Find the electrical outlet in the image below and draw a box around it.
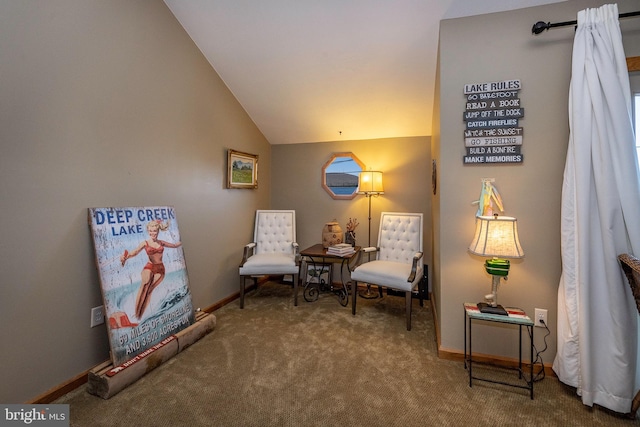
[534,308,548,328]
[91,305,105,328]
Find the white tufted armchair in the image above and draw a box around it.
[239,210,300,308]
[351,212,423,330]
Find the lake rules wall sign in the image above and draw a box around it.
[463,79,524,165]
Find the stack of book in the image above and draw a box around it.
[327,243,355,256]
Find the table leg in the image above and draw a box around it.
[303,258,320,303]
[337,259,349,306]
[464,310,467,369]
[352,280,357,315]
[518,325,523,379]
[530,325,534,399]
[469,316,473,388]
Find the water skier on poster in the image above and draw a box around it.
[120,220,182,319]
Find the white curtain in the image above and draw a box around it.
[553,3,640,414]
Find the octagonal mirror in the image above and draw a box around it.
[321,152,365,200]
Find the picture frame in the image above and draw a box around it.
[432,159,437,195]
[306,263,332,285]
[227,149,258,189]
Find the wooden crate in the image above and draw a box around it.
[87,311,216,399]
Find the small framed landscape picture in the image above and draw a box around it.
[227,149,258,189]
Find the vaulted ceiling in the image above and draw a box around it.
[164,1,567,144]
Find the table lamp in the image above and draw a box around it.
[468,214,524,315]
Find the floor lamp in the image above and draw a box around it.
[357,170,384,299]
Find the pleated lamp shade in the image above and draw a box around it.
[468,215,524,258]
[357,171,384,195]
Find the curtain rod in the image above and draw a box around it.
[532,10,640,34]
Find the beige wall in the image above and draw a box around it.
[272,137,431,280]
[434,0,640,361]
[0,1,270,402]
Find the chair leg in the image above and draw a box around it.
[406,291,412,331]
[293,273,299,306]
[239,276,245,309]
[629,389,640,419]
[352,281,358,315]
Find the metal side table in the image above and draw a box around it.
[463,302,535,399]
[300,244,360,307]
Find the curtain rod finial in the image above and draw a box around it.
[532,21,549,35]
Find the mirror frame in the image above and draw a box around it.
[321,152,365,200]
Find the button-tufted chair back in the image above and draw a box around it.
[350,211,424,330]
[254,210,296,255]
[239,210,299,308]
[377,212,423,264]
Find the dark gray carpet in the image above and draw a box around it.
[56,281,637,426]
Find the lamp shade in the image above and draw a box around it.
[468,215,524,258]
[357,171,384,194]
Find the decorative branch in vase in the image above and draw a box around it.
[345,218,359,246]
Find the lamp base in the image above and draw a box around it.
[359,285,380,299]
[477,302,508,316]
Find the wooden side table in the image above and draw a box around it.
[463,302,535,399]
[300,244,360,306]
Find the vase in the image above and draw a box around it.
[322,221,343,248]
[345,231,356,247]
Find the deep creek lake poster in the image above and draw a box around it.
[89,206,195,367]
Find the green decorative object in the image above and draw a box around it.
[484,259,510,276]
